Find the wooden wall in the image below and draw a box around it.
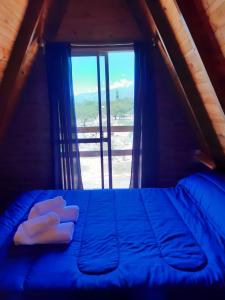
[56,0,144,43]
[0,51,54,211]
[0,0,28,82]
[0,0,204,206]
[155,47,200,187]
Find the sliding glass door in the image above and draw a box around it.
[71,48,134,189]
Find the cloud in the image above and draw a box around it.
[74,85,98,96]
[110,78,133,90]
[73,78,133,95]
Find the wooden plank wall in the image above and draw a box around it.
[0,0,204,205]
[56,0,144,43]
[0,51,54,211]
[0,0,28,82]
[159,0,225,157]
[155,46,200,187]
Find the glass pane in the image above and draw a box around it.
[108,51,134,127]
[71,56,100,138]
[79,143,102,189]
[100,55,108,138]
[111,129,133,151]
[108,51,134,188]
[103,142,109,188]
[112,155,132,188]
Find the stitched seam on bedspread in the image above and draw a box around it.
[138,190,163,258]
[165,189,208,271]
[139,189,207,272]
[77,190,119,275]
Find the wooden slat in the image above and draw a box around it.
[144,0,225,167]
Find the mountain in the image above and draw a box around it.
[74,86,134,103]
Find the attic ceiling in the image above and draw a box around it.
[158,0,225,165]
[0,0,225,168]
[0,0,28,82]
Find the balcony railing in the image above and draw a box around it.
[77,125,133,157]
[77,125,133,133]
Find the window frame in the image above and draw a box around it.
[71,45,134,189]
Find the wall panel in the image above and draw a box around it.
[0,51,54,211]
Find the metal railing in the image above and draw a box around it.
[77,125,133,158]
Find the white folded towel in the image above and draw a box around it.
[53,205,79,223]
[29,203,79,223]
[14,222,74,245]
[20,212,60,238]
[28,196,66,219]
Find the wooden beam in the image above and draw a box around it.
[43,0,70,41]
[128,0,210,157]
[175,0,225,112]
[0,0,69,141]
[0,0,46,140]
[144,0,225,168]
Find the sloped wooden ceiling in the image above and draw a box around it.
[0,0,69,140]
[163,0,225,166]
[160,0,225,149]
[56,0,144,43]
[0,0,28,81]
[130,0,225,167]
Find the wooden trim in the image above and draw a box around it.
[194,150,216,170]
[71,44,134,56]
[144,0,225,168]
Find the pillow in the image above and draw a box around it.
[177,172,225,238]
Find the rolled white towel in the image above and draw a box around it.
[14,222,74,245]
[54,205,79,223]
[20,212,60,238]
[28,196,66,219]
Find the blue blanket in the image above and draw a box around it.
[0,172,225,296]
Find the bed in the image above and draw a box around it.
[1,172,225,299]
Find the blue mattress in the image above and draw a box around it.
[1,172,225,298]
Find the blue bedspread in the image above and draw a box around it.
[1,172,225,296]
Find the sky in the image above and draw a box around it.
[71,51,134,96]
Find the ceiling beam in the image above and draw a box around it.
[0,0,47,140]
[175,0,225,112]
[128,0,211,160]
[0,0,70,141]
[143,0,225,168]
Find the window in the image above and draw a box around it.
[71,46,134,189]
